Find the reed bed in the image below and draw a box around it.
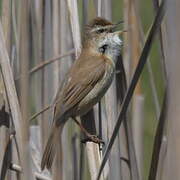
[0,0,177,180]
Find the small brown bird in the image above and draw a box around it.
[41,17,124,170]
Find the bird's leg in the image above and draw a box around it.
[72,117,104,144]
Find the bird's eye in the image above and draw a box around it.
[97,29,105,34]
[99,44,108,54]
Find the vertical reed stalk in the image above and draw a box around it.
[18,0,33,179]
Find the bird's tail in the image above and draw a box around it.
[41,124,64,170]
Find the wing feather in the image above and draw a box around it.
[55,56,106,117]
[63,61,105,110]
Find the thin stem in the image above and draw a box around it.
[29,104,52,122]
[15,49,75,81]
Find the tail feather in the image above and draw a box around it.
[41,125,63,170]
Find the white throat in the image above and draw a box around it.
[99,33,122,61]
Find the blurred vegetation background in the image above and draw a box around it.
[112,1,164,176]
[0,0,168,180]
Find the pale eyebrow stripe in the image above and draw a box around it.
[90,25,115,33]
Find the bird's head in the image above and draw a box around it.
[82,17,124,60]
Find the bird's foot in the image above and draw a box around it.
[81,135,104,144]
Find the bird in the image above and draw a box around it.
[41,17,124,170]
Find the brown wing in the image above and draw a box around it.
[54,55,106,119]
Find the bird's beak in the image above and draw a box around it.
[113,30,127,36]
[106,21,124,30]
[114,20,124,26]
